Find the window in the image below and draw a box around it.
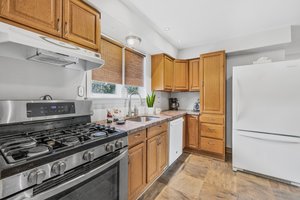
[92,81,116,94]
[87,36,146,98]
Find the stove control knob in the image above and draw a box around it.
[83,151,95,162]
[105,143,115,152]
[28,169,46,185]
[51,161,67,176]
[115,140,124,149]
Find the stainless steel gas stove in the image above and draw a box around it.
[0,100,128,200]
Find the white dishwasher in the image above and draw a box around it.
[169,117,184,166]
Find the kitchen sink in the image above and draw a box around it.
[127,116,159,122]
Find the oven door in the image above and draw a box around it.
[12,148,128,200]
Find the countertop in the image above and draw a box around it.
[96,110,197,135]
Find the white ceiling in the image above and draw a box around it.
[121,0,300,49]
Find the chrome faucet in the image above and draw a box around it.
[128,92,143,117]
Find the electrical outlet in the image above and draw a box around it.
[78,86,84,97]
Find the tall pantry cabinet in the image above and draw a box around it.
[199,51,226,160]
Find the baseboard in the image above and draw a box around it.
[226,147,232,159]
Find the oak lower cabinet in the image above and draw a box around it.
[128,130,147,200]
[128,142,146,200]
[128,122,168,200]
[186,114,200,149]
[147,131,168,183]
[173,60,189,91]
[152,54,174,91]
[0,0,63,36]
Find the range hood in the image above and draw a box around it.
[0,22,105,71]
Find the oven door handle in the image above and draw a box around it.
[27,148,128,200]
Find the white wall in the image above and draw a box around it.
[86,0,178,57]
[178,26,292,59]
[0,57,86,100]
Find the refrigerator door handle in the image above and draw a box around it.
[239,131,300,144]
[235,78,241,121]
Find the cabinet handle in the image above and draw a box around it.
[64,22,68,34]
[207,128,215,132]
[57,18,60,32]
[134,134,141,138]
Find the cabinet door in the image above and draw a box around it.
[158,132,168,172]
[63,0,100,50]
[187,115,199,149]
[189,59,200,91]
[0,0,62,36]
[128,142,146,200]
[164,55,174,91]
[200,51,226,114]
[174,60,189,91]
[147,135,159,183]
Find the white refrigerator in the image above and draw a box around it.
[232,59,300,186]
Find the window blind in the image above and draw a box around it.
[92,36,123,84]
[125,48,145,87]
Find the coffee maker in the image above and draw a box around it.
[169,98,180,110]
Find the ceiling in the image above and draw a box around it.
[121,0,300,49]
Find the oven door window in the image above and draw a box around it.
[47,163,119,200]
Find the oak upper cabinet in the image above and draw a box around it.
[200,51,226,114]
[0,0,63,36]
[189,58,200,91]
[186,115,199,149]
[128,142,146,200]
[63,0,100,50]
[174,60,189,91]
[152,54,174,91]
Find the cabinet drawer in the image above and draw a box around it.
[200,137,224,154]
[200,114,224,125]
[128,129,146,147]
[147,122,168,139]
[201,124,224,139]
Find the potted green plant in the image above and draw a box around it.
[146,91,156,115]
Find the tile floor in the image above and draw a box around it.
[139,153,300,200]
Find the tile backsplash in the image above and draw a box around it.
[170,92,200,111]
